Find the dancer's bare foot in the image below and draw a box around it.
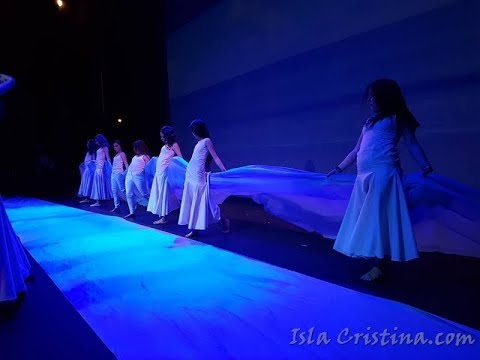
[185,231,199,239]
[79,199,89,203]
[360,267,383,281]
[110,207,119,212]
[153,217,167,225]
[124,213,135,219]
[90,201,101,207]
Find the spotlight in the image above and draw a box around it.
[117,118,123,123]
[56,0,63,8]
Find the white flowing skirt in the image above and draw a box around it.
[333,167,419,261]
[147,169,179,217]
[178,174,221,230]
[90,162,113,200]
[0,197,31,302]
[78,161,96,197]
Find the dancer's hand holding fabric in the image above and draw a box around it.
[205,138,226,172]
[327,131,364,177]
[327,166,342,177]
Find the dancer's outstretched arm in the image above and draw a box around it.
[172,143,183,158]
[327,131,363,176]
[205,138,226,171]
[0,74,15,96]
[401,127,433,175]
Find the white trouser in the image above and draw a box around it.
[126,171,148,214]
[111,172,126,208]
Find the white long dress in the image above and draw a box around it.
[333,116,419,261]
[147,145,179,216]
[178,138,221,230]
[90,147,113,200]
[78,152,96,197]
[0,196,31,302]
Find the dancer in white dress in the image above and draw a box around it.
[110,140,129,212]
[90,134,113,206]
[328,79,433,281]
[124,140,150,218]
[178,119,230,238]
[0,75,32,305]
[147,126,183,224]
[78,139,97,203]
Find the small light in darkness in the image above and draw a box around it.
[56,0,64,8]
[117,118,123,123]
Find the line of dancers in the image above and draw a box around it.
[78,79,435,281]
[78,120,231,238]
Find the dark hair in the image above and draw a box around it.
[87,139,97,156]
[190,119,211,139]
[95,134,109,148]
[133,140,148,155]
[160,126,177,147]
[365,79,419,132]
[113,139,123,151]
[190,119,212,171]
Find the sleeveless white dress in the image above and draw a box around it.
[147,145,179,216]
[78,152,96,197]
[178,138,221,230]
[0,196,31,302]
[333,116,419,261]
[90,147,113,200]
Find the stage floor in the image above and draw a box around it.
[5,197,480,359]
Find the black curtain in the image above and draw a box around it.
[0,0,170,197]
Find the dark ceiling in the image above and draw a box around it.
[165,0,220,32]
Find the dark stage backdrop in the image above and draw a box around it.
[0,0,170,196]
[167,0,480,188]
